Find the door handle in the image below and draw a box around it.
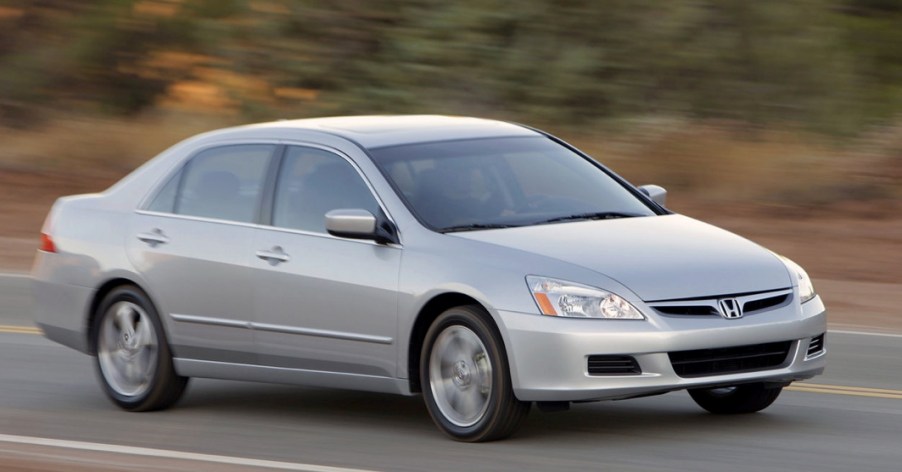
[137,229,169,246]
[256,246,290,264]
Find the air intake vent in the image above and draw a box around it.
[743,295,789,314]
[669,341,792,378]
[806,333,825,357]
[587,355,641,375]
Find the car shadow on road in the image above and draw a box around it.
[176,379,436,432]
[514,396,802,441]
[174,379,805,442]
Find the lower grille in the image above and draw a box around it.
[807,333,825,357]
[588,355,641,375]
[669,341,792,378]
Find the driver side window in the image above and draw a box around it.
[272,146,381,233]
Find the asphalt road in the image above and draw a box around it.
[1,274,901,471]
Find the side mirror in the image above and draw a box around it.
[325,209,399,245]
[638,184,667,207]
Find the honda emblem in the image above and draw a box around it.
[718,298,743,319]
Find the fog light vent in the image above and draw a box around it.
[806,333,825,358]
[587,355,641,375]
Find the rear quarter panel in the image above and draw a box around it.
[32,195,146,353]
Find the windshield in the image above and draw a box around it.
[368,136,657,232]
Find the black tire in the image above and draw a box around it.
[688,383,782,414]
[420,305,530,442]
[92,285,188,411]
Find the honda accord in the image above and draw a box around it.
[32,115,826,441]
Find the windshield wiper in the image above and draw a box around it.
[536,211,643,225]
[439,223,522,233]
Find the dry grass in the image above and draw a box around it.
[0,112,237,245]
[2,113,898,207]
[1,112,899,214]
[569,119,901,213]
[0,112,236,177]
[0,111,898,217]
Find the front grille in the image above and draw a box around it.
[649,289,793,318]
[806,333,825,357]
[653,305,718,316]
[669,341,792,378]
[743,295,789,314]
[587,355,641,375]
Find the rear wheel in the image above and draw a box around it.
[688,383,782,414]
[93,286,188,411]
[420,305,530,442]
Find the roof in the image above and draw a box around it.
[246,115,540,149]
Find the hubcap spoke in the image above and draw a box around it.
[134,318,151,348]
[458,386,482,417]
[115,306,135,335]
[448,386,462,410]
[457,333,482,361]
[125,360,139,382]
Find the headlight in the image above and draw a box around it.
[526,276,645,319]
[777,255,816,303]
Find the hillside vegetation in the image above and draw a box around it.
[0,0,899,206]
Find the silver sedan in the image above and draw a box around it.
[32,116,826,441]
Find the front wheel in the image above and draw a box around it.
[92,286,188,411]
[688,383,782,414]
[420,305,530,442]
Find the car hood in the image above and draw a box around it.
[451,214,792,301]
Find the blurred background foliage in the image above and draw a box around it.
[0,0,900,208]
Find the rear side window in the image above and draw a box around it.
[146,171,180,213]
[148,144,274,223]
[272,146,380,233]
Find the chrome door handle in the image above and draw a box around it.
[256,246,290,264]
[137,229,169,246]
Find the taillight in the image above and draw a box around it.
[39,203,59,253]
[39,232,56,253]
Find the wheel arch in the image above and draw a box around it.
[407,292,507,393]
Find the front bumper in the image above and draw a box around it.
[499,295,827,402]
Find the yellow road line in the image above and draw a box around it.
[792,383,902,395]
[786,383,902,400]
[0,325,42,335]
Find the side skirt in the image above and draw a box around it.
[173,358,414,396]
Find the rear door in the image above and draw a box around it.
[127,143,277,363]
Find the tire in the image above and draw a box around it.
[420,305,530,442]
[92,286,188,411]
[688,383,782,414]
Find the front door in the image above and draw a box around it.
[251,145,400,377]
